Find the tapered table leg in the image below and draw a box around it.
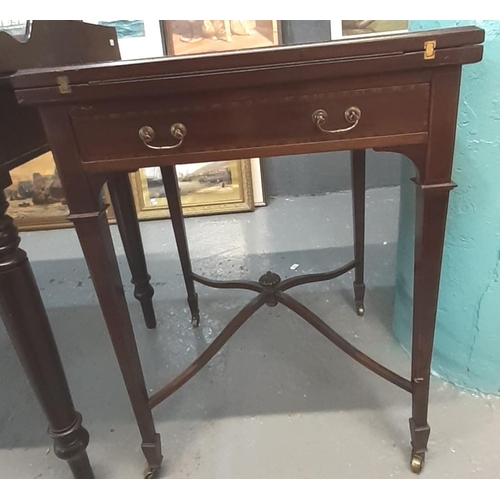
[0,190,93,479]
[160,165,199,326]
[409,181,454,473]
[70,205,162,477]
[108,173,156,329]
[40,106,162,477]
[406,66,461,474]
[351,149,366,316]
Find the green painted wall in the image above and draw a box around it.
[393,20,500,394]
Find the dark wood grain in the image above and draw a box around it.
[408,66,462,465]
[0,188,93,478]
[12,25,484,92]
[0,20,119,74]
[12,25,484,476]
[71,83,430,166]
[40,103,162,477]
[351,150,366,316]
[0,20,121,480]
[108,174,156,329]
[1,20,119,174]
[160,165,199,326]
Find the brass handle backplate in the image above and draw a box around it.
[138,123,187,150]
[312,106,361,135]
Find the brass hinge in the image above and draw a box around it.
[56,76,72,94]
[424,40,436,60]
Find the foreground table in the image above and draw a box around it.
[1,20,156,478]
[12,25,484,476]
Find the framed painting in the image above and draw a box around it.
[1,19,69,230]
[0,20,65,231]
[4,19,159,231]
[5,20,271,229]
[162,20,281,55]
[92,19,164,59]
[5,152,70,231]
[129,20,281,220]
[5,151,115,231]
[131,159,254,220]
[330,20,408,39]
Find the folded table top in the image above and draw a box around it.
[12,26,484,106]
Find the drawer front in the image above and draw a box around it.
[71,83,429,164]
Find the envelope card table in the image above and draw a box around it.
[12,25,484,476]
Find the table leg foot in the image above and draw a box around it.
[188,292,200,326]
[409,417,430,474]
[144,468,160,479]
[409,177,454,476]
[353,282,366,316]
[134,282,156,329]
[410,452,425,474]
[141,433,163,477]
[72,207,162,477]
[68,452,94,479]
[52,415,94,478]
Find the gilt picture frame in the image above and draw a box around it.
[330,20,408,40]
[5,20,273,229]
[130,20,281,220]
[162,20,281,56]
[5,152,71,231]
[5,151,115,231]
[4,19,153,231]
[131,159,254,220]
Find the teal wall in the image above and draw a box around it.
[393,20,500,394]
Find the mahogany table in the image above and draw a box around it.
[12,25,484,477]
[0,20,156,478]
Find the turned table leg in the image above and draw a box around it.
[108,173,156,329]
[351,149,366,316]
[0,189,93,479]
[160,165,200,326]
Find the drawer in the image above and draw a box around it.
[70,83,430,164]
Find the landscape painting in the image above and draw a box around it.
[163,20,280,56]
[341,20,408,37]
[133,160,254,219]
[5,152,70,230]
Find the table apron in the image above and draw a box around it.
[77,132,428,174]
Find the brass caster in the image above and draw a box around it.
[144,467,160,479]
[411,453,425,474]
[356,305,365,317]
[191,314,200,327]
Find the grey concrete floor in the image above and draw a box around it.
[1,187,500,479]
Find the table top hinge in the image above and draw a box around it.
[56,76,72,94]
[424,40,436,60]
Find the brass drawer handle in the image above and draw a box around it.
[138,123,187,150]
[312,106,361,134]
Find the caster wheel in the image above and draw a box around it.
[356,305,365,317]
[191,314,200,327]
[411,453,425,474]
[144,467,160,479]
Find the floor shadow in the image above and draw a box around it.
[0,242,406,465]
